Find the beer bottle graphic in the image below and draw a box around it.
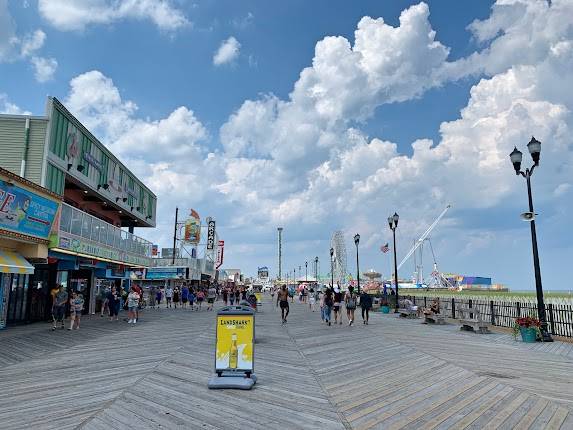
[229,333,238,369]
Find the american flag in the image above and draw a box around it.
[380,243,390,253]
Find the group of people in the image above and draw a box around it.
[274,283,374,326]
[51,285,86,331]
[147,283,218,311]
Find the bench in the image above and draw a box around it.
[424,312,446,325]
[458,306,490,333]
[398,308,418,318]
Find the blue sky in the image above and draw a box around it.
[1,0,572,291]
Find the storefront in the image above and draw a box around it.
[0,168,61,328]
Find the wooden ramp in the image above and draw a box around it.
[0,297,571,429]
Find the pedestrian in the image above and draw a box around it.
[320,290,325,322]
[181,284,189,309]
[222,288,228,305]
[165,285,173,308]
[99,285,109,317]
[333,286,343,325]
[235,289,240,304]
[241,287,247,301]
[132,283,143,322]
[173,286,180,309]
[207,284,216,311]
[229,288,235,305]
[276,285,289,324]
[51,285,68,331]
[308,288,316,312]
[189,288,196,310]
[127,286,140,324]
[197,289,205,310]
[156,288,163,308]
[323,288,333,326]
[345,286,357,326]
[360,289,373,324]
[108,286,120,321]
[148,287,156,309]
[68,291,84,330]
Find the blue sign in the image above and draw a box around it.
[0,180,59,240]
[145,267,186,280]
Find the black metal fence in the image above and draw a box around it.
[409,296,573,338]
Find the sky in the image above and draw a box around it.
[1,0,572,290]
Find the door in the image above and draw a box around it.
[69,269,92,315]
[6,274,30,324]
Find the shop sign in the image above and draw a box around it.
[152,244,158,256]
[0,179,60,240]
[183,209,201,244]
[216,240,224,269]
[215,314,254,372]
[145,267,185,280]
[207,219,216,250]
[83,152,102,172]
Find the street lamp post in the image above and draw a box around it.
[315,256,319,281]
[388,213,399,313]
[509,136,553,342]
[330,248,334,290]
[354,234,360,294]
[305,261,308,282]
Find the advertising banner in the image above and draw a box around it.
[0,179,60,240]
[216,314,254,372]
[183,209,201,244]
[152,244,158,256]
[257,266,269,279]
[216,240,224,269]
[145,267,186,280]
[207,219,216,250]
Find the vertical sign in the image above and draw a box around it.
[215,314,254,372]
[207,219,216,250]
[216,240,224,269]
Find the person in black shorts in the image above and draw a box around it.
[276,285,290,324]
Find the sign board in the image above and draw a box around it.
[207,219,216,250]
[183,209,201,244]
[216,240,224,269]
[152,244,158,256]
[161,248,180,259]
[145,267,186,280]
[216,314,254,373]
[0,179,60,241]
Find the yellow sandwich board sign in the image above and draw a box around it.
[216,313,254,373]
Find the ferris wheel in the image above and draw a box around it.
[330,231,347,287]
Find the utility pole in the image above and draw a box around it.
[172,207,178,265]
[277,227,283,281]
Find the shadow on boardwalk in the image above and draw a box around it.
[0,297,572,429]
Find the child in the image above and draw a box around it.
[69,292,84,330]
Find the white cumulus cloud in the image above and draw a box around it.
[0,94,31,115]
[213,36,241,66]
[38,0,189,32]
[30,56,58,82]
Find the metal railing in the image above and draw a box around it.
[59,203,153,258]
[410,296,573,338]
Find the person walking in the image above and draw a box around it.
[99,285,109,317]
[196,289,205,310]
[165,285,173,308]
[156,288,163,309]
[108,286,120,321]
[308,288,316,312]
[181,284,189,309]
[276,285,290,324]
[189,288,196,310]
[360,289,373,324]
[229,288,235,305]
[323,288,333,326]
[345,286,357,326]
[68,292,84,330]
[148,287,157,309]
[235,289,240,305]
[207,284,216,311]
[51,285,68,331]
[222,288,228,305]
[127,286,140,324]
[333,286,343,325]
[173,286,180,309]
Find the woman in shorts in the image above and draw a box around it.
[344,286,357,326]
[196,289,205,310]
[68,292,84,330]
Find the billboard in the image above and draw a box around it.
[206,219,216,250]
[216,240,224,269]
[183,209,201,244]
[152,245,158,256]
[0,179,60,241]
[257,266,269,279]
[216,314,254,372]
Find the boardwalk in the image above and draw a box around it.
[0,297,572,429]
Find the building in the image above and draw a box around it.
[0,97,157,325]
[0,167,61,328]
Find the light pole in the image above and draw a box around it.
[388,213,399,313]
[305,261,308,282]
[354,234,360,294]
[330,247,334,290]
[509,137,553,342]
[315,256,319,281]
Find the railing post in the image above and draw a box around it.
[424,296,427,307]
[490,300,495,325]
[516,302,521,318]
[451,298,456,319]
[548,304,555,335]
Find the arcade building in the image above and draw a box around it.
[0,97,156,326]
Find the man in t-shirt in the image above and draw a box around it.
[165,285,174,308]
[52,285,68,331]
[276,285,290,324]
[207,284,216,311]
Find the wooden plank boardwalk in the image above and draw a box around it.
[0,296,572,429]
